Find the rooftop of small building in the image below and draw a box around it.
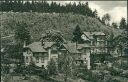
[63,42,81,54]
[25,42,47,53]
[83,32,106,36]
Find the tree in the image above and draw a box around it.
[47,58,58,75]
[72,25,83,43]
[92,9,98,18]
[122,22,128,56]
[119,17,127,29]
[111,22,118,29]
[41,29,65,43]
[0,1,95,18]
[114,22,128,56]
[102,13,111,25]
[14,21,31,45]
[62,53,74,82]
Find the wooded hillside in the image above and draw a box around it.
[1,12,122,42]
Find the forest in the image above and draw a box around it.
[0,0,98,17]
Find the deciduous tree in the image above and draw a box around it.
[102,13,111,25]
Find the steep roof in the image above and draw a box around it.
[63,43,81,54]
[25,42,57,52]
[43,42,56,49]
[83,32,105,40]
[26,42,47,53]
[77,44,90,49]
[83,32,105,36]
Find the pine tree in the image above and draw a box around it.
[92,9,98,18]
[14,21,31,45]
[72,25,83,43]
[122,22,128,55]
[119,17,127,29]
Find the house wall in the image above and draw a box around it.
[33,54,49,68]
[82,34,108,54]
[81,34,89,41]
[33,46,58,68]
[50,45,59,61]
[23,49,33,66]
[77,48,91,69]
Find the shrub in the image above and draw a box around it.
[47,58,58,75]
[108,67,123,76]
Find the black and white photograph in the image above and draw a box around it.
[0,0,128,82]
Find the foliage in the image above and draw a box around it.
[114,18,128,56]
[0,1,96,18]
[107,67,123,76]
[102,13,111,25]
[119,17,127,29]
[92,9,98,18]
[1,12,121,42]
[113,58,128,70]
[14,21,31,45]
[111,22,118,29]
[41,29,65,43]
[72,25,83,43]
[61,53,74,82]
[47,58,58,75]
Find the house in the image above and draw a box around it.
[59,42,91,69]
[81,32,108,55]
[23,41,59,68]
[77,44,91,69]
[81,32,111,69]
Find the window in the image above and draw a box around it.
[42,65,44,68]
[41,58,44,63]
[51,50,57,54]
[26,57,29,63]
[36,57,39,63]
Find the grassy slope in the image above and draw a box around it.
[1,12,122,41]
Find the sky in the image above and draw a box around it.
[48,1,127,24]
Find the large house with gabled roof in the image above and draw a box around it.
[55,42,91,69]
[23,41,91,69]
[23,41,58,68]
[81,32,108,55]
